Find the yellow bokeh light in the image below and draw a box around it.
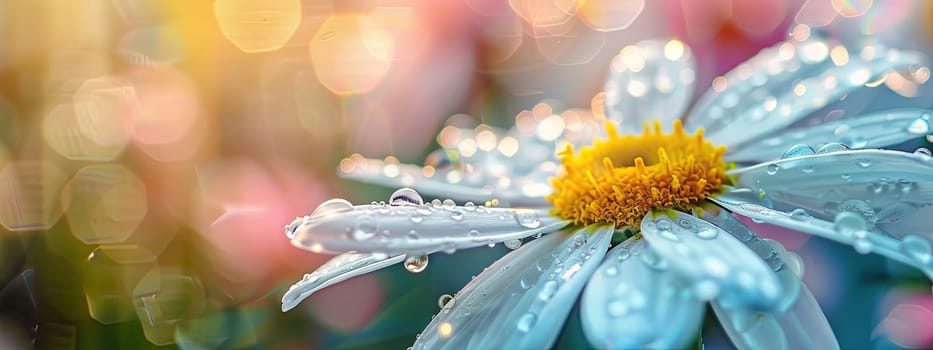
[0,161,68,232]
[63,164,148,245]
[576,0,645,32]
[310,14,392,95]
[214,0,302,53]
[664,40,685,61]
[830,45,850,66]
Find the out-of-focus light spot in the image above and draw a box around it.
[533,17,606,66]
[576,0,644,32]
[0,161,67,231]
[458,138,478,157]
[850,68,871,85]
[884,72,919,97]
[438,125,462,148]
[617,45,645,72]
[475,129,498,151]
[44,77,134,161]
[132,268,206,345]
[711,76,728,93]
[795,0,838,27]
[831,0,872,18]
[778,43,796,60]
[62,164,148,244]
[799,41,828,63]
[626,80,647,97]
[446,170,462,184]
[790,24,811,41]
[438,321,454,338]
[830,45,849,66]
[860,45,877,60]
[515,110,537,134]
[864,74,887,87]
[125,66,203,162]
[510,0,576,28]
[536,115,565,141]
[793,83,807,96]
[310,14,392,95]
[663,40,684,61]
[422,165,436,178]
[532,103,553,120]
[363,7,426,61]
[497,136,520,157]
[878,304,933,348]
[591,91,606,120]
[213,0,301,53]
[84,245,157,324]
[763,97,777,112]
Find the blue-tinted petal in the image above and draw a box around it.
[290,199,567,256]
[687,37,925,149]
[640,210,782,310]
[581,237,704,349]
[282,252,406,311]
[728,149,933,239]
[712,191,933,279]
[697,206,839,350]
[604,39,696,133]
[727,109,933,162]
[412,224,613,350]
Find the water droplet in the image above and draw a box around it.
[505,239,522,250]
[907,115,931,135]
[840,173,852,181]
[692,280,720,300]
[856,158,872,168]
[780,144,815,158]
[354,215,378,240]
[853,239,872,254]
[607,299,628,317]
[516,312,537,333]
[311,198,354,217]
[514,210,541,228]
[442,243,457,254]
[789,208,810,221]
[767,164,780,175]
[285,217,305,239]
[834,211,866,236]
[838,199,877,229]
[603,266,618,276]
[407,230,419,240]
[442,199,456,209]
[784,251,805,277]
[450,211,464,221]
[538,280,558,301]
[901,235,932,263]
[437,294,454,309]
[410,215,423,223]
[815,142,849,153]
[914,147,933,157]
[431,199,442,208]
[696,227,718,239]
[463,202,476,211]
[390,187,423,206]
[404,255,429,273]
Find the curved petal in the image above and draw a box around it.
[289,199,568,256]
[697,205,839,350]
[728,149,933,239]
[412,224,613,350]
[686,37,925,149]
[640,210,782,310]
[726,109,933,163]
[581,237,704,349]
[604,39,697,133]
[281,252,406,311]
[711,191,933,280]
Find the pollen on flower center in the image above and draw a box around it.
[547,120,730,228]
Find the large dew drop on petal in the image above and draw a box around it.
[581,237,704,349]
[640,210,782,310]
[289,197,568,256]
[412,225,613,350]
[282,252,405,312]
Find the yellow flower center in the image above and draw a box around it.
[547,120,730,228]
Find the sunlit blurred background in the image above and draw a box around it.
[0,0,931,349]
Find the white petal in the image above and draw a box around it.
[581,237,704,349]
[640,210,782,310]
[604,39,696,133]
[697,206,839,350]
[290,200,568,256]
[281,252,405,312]
[687,38,925,149]
[338,154,551,206]
[728,149,933,239]
[711,191,933,279]
[412,224,613,350]
[727,109,933,163]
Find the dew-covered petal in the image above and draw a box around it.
[640,210,782,310]
[289,198,568,256]
[581,237,704,349]
[412,224,613,350]
[687,37,925,149]
[711,192,933,279]
[338,154,551,206]
[728,149,933,239]
[604,39,696,133]
[727,109,933,163]
[697,206,839,350]
[282,252,405,312]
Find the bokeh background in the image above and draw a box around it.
[0,0,931,349]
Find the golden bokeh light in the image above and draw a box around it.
[62,164,148,245]
[576,0,645,32]
[213,0,302,53]
[0,161,68,231]
[310,14,393,95]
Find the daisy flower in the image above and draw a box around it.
[282,35,933,349]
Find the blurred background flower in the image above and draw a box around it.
[0,0,930,349]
